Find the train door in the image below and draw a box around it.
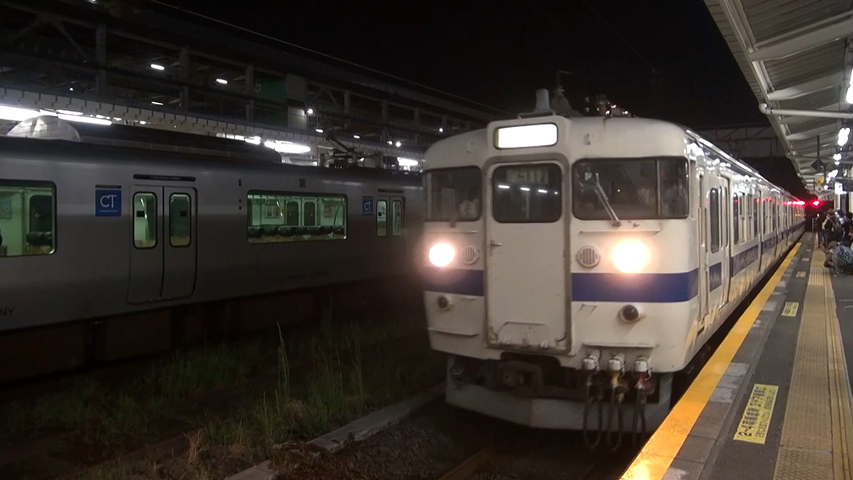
[128,186,197,304]
[374,193,406,268]
[721,179,731,306]
[485,162,566,351]
[698,173,710,334]
[706,178,726,327]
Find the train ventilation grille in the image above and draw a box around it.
[576,246,601,268]
[461,245,480,265]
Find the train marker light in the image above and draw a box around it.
[429,243,455,267]
[613,240,648,273]
[813,200,821,207]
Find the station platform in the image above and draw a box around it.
[622,233,853,480]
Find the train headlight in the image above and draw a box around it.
[429,243,455,267]
[613,240,648,273]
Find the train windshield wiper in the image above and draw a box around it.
[591,173,621,227]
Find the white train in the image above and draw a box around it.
[422,108,804,445]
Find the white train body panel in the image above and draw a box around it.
[423,115,804,430]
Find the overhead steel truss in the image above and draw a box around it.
[0,0,502,156]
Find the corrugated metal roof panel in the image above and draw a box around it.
[764,41,845,89]
[786,117,837,135]
[743,0,851,43]
[778,87,843,110]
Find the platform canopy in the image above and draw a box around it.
[705,0,853,194]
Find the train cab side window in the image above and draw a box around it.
[169,194,191,248]
[0,181,56,257]
[391,200,403,236]
[247,191,347,243]
[710,188,720,253]
[133,192,158,249]
[376,200,388,236]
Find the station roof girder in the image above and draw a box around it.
[704,0,853,191]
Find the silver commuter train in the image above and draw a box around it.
[421,113,804,438]
[0,135,423,380]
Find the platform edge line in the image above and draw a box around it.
[619,243,801,480]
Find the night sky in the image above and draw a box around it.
[157,0,808,197]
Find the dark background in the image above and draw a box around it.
[155,0,810,196]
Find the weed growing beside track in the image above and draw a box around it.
[0,312,443,480]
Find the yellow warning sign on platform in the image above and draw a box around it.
[782,302,799,317]
[734,383,778,444]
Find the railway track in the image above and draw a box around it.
[0,317,435,480]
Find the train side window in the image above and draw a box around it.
[391,199,403,236]
[0,181,56,257]
[304,201,316,227]
[133,192,157,249]
[169,194,191,248]
[376,200,388,236]
[754,197,759,235]
[733,192,740,244]
[739,193,746,241]
[286,201,300,226]
[710,188,720,253]
[247,191,347,243]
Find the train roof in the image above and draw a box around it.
[0,134,421,185]
[424,115,798,200]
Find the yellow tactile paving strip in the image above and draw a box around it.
[773,244,853,480]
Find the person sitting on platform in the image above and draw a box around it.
[825,241,853,274]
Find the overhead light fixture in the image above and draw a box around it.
[315,127,324,133]
[834,153,842,161]
[151,101,164,106]
[395,141,402,147]
[56,109,83,116]
[69,87,74,92]
[140,121,147,125]
[839,127,850,147]
[245,136,261,145]
[306,108,314,115]
[829,169,839,178]
[439,127,444,133]
[58,114,111,126]
[387,140,392,145]
[0,105,41,121]
[216,78,228,85]
[353,134,361,139]
[264,140,311,154]
[397,157,419,167]
[150,63,165,71]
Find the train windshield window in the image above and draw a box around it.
[133,192,157,249]
[169,194,191,248]
[0,181,56,257]
[573,157,688,220]
[247,192,347,243]
[492,164,562,223]
[426,167,481,222]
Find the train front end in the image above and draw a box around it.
[423,114,695,438]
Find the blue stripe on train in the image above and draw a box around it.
[422,225,804,302]
[423,266,700,303]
